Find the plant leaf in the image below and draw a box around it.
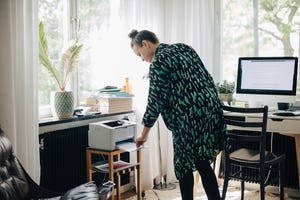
[39,21,62,89]
[61,43,83,89]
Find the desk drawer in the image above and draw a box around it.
[247,117,300,134]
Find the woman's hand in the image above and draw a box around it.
[136,126,151,147]
[136,136,147,147]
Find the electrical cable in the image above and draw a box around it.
[264,132,273,185]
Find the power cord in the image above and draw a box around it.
[264,132,274,185]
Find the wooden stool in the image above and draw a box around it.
[86,148,142,200]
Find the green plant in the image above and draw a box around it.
[39,21,83,92]
[216,80,235,94]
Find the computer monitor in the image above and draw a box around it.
[235,56,298,109]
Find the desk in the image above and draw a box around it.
[86,148,142,200]
[223,111,300,185]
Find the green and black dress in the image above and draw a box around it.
[142,43,227,180]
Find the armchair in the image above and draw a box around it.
[0,128,100,200]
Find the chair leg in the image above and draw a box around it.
[259,167,265,200]
[221,153,229,200]
[241,180,244,200]
[280,161,285,200]
[260,182,265,200]
[240,166,244,200]
[222,174,229,200]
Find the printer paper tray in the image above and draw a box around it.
[116,141,143,152]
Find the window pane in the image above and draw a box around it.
[222,0,300,94]
[222,0,254,83]
[38,0,69,106]
[77,0,112,103]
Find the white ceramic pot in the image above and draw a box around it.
[51,91,74,119]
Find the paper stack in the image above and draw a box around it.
[86,86,134,114]
[98,98,133,114]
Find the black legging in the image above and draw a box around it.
[179,159,221,200]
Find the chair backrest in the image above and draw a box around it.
[0,128,30,199]
[222,105,269,161]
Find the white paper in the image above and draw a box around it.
[116,141,144,152]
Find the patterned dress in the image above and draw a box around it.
[142,43,227,180]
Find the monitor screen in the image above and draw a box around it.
[236,57,298,96]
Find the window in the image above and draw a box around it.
[38,0,134,117]
[222,0,300,96]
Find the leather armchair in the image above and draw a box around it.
[0,128,100,200]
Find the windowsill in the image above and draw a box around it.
[39,110,135,127]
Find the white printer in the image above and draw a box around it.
[88,119,136,150]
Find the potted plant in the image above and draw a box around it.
[216,80,235,104]
[39,21,83,119]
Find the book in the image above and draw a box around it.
[99,98,133,113]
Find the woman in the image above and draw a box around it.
[128,29,227,200]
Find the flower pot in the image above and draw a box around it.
[218,93,233,105]
[51,91,74,119]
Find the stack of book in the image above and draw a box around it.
[86,86,134,114]
[98,97,133,113]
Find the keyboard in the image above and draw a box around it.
[273,110,300,116]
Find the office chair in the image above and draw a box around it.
[221,105,285,200]
[0,128,99,200]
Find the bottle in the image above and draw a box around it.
[122,85,127,92]
[125,77,131,93]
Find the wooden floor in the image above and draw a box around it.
[121,189,138,199]
[110,183,300,200]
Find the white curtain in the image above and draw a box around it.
[120,0,221,190]
[0,0,40,182]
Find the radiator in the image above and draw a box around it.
[39,125,130,192]
[271,133,299,189]
[39,125,89,192]
[219,133,299,189]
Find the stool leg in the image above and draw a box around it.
[86,150,92,181]
[137,150,142,200]
[137,166,141,200]
[117,172,121,200]
[108,154,115,200]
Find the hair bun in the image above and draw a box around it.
[128,29,138,39]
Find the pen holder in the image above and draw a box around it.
[277,102,290,110]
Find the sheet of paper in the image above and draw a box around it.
[116,141,144,152]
